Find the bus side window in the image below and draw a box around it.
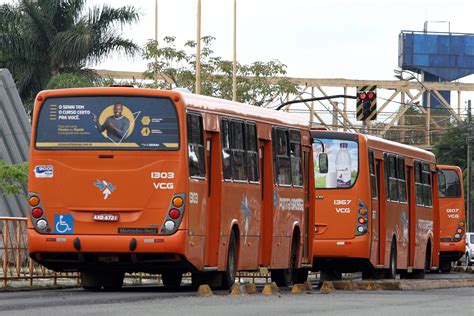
[414,161,423,206]
[221,119,233,180]
[231,120,247,181]
[187,113,206,178]
[246,122,259,182]
[369,151,376,198]
[273,128,291,186]
[289,130,303,187]
[397,156,407,203]
[388,155,399,202]
[422,163,432,207]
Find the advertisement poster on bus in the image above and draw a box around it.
[35,96,179,150]
[313,138,358,189]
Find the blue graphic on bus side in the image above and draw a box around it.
[54,214,74,234]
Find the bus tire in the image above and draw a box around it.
[102,272,124,291]
[271,235,298,287]
[161,272,183,288]
[221,231,237,290]
[386,240,397,279]
[81,271,103,290]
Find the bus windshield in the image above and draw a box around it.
[313,138,359,189]
[438,169,461,198]
[35,96,179,150]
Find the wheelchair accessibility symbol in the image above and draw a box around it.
[54,214,74,234]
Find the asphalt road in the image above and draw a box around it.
[1,282,474,316]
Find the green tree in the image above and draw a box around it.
[143,36,299,106]
[0,0,140,110]
[432,125,467,170]
[0,160,28,195]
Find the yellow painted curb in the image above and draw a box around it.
[262,282,279,295]
[466,266,473,273]
[303,280,313,291]
[355,281,381,291]
[230,283,241,296]
[291,283,305,294]
[197,284,213,297]
[319,281,335,294]
[332,280,355,291]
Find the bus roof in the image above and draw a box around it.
[311,128,435,162]
[180,91,310,128]
[365,134,435,162]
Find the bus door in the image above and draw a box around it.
[407,166,415,267]
[259,139,273,266]
[187,113,210,267]
[377,159,386,266]
[204,131,221,267]
[301,147,311,263]
[368,151,379,265]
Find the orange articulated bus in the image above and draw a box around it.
[437,165,466,272]
[27,87,314,290]
[311,130,439,280]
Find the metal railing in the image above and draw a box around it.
[0,217,80,287]
[1,216,316,288]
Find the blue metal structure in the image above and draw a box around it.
[399,30,474,81]
[399,30,474,108]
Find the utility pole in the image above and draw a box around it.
[468,100,472,232]
[232,0,237,101]
[195,0,202,94]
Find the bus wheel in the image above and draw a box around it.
[161,272,183,288]
[102,272,124,291]
[271,237,298,287]
[221,231,237,290]
[386,241,397,279]
[81,271,102,290]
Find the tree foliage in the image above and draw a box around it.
[0,160,28,195]
[433,125,468,170]
[0,0,140,108]
[143,36,299,106]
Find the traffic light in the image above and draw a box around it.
[356,86,377,121]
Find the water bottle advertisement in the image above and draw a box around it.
[313,139,358,189]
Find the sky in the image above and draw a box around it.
[89,0,474,81]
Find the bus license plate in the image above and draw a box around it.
[93,214,119,222]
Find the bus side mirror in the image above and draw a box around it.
[319,153,328,174]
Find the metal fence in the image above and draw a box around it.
[0,217,80,287]
[1,217,315,288]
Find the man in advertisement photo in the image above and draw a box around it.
[92,103,130,142]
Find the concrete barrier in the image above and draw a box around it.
[354,281,381,291]
[290,283,305,294]
[319,281,335,294]
[262,282,279,295]
[332,280,355,291]
[197,284,213,297]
